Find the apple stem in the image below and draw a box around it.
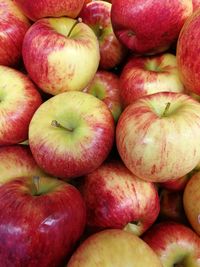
[51,120,73,132]
[33,176,40,195]
[162,102,171,117]
[67,19,81,37]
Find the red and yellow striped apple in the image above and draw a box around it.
[111,0,192,54]
[29,91,115,180]
[0,0,30,67]
[22,17,100,95]
[0,66,42,145]
[116,92,200,182]
[14,0,85,21]
[120,53,185,108]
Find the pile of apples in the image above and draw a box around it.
[2,0,200,266]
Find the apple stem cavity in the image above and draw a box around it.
[33,176,40,195]
[162,102,171,117]
[51,120,73,132]
[67,19,82,37]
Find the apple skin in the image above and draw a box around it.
[177,10,200,96]
[67,229,162,267]
[0,0,30,67]
[80,159,160,236]
[22,17,100,95]
[193,0,200,11]
[80,0,127,70]
[120,53,185,108]
[0,176,86,267]
[183,171,200,236]
[0,66,42,145]
[29,91,115,180]
[83,70,122,122]
[111,0,192,54]
[143,221,200,267]
[116,92,200,183]
[159,189,187,224]
[0,145,45,185]
[14,0,85,21]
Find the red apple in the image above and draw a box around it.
[14,0,85,21]
[0,0,30,67]
[0,65,42,145]
[159,189,187,224]
[120,53,185,108]
[80,0,127,70]
[116,92,200,183]
[177,10,200,96]
[22,17,100,95]
[29,91,115,180]
[81,159,160,236]
[0,145,45,185]
[67,229,162,267]
[0,176,86,267]
[183,171,200,235]
[111,0,192,54]
[143,222,200,267]
[83,70,122,122]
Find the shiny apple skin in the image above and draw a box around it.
[83,70,122,122]
[0,145,45,185]
[29,91,115,180]
[81,160,159,235]
[67,229,162,267]
[0,66,42,145]
[22,17,100,95]
[116,92,200,182]
[177,10,200,96]
[80,0,127,70]
[120,53,185,108]
[111,0,192,54]
[143,221,200,267]
[0,177,86,267]
[14,0,85,21]
[0,0,30,67]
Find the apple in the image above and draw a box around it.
[111,0,192,54]
[159,175,190,191]
[0,145,45,185]
[83,70,122,122]
[29,91,115,180]
[116,92,200,183]
[143,221,200,267]
[177,10,200,96]
[193,0,200,11]
[14,0,85,21]
[80,159,159,236]
[120,53,185,108]
[0,0,30,67]
[159,189,187,224]
[0,176,86,267]
[67,229,162,267]
[80,0,127,70]
[0,65,42,145]
[22,17,100,95]
[183,171,200,236]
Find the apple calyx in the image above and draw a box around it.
[123,221,141,236]
[174,263,184,267]
[162,102,171,117]
[51,120,74,133]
